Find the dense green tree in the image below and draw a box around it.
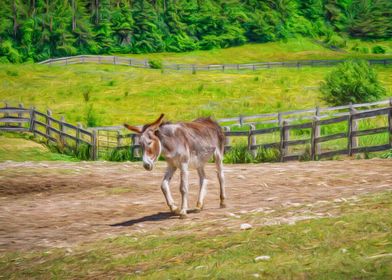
[0,0,390,62]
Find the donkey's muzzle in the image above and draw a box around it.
[143,162,153,171]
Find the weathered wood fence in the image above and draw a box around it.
[0,103,98,160]
[38,55,392,72]
[1,99,392,161]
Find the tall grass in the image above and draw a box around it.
[104,147,137,162]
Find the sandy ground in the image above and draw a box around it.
[0,159,391,252]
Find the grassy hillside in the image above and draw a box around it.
[1,63,391,127]
[122,38,392,65]
[0,133,76,162]
[1,191,391,278]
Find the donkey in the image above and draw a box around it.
[124,114,226,219]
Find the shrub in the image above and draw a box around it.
[105,147,136,161]
[320,59,386,106]
[85,104,100,127]
[254,147,280,163]
[324,33,346,49]
[372,45,387,54]
[149,59,162,69]
[223,144,254,164]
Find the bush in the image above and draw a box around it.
[105,147,136,161]
[149,59,163,69]
[223,144,254,164]
[320,59,386,106]
[324,33,346,49]
[85,104,100,127]
[372,45,387,54]
[254,147,280,163]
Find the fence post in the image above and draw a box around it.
[18,103,24,128]
[349,104,358,151]
[315,106,321,154]
[248,124,257,157]
[133,134,141,158]
[92,129,98,160]
[389,98,392,147]
[222,65,225,72]
[113,56,116,65]
[252,64,255,71]
[348,110,354,156]
[117,130,121,148]
[60,116,65,145]
[76,123,82,150]
[280,120,289,161]
[129,58,132,66]
[4,102,9,118]
[46,109,52,138]
[192,65,196,74]
[239,115,244,127]
[29,106,36,136]
[311,116,319,160]
[223,126,231,152]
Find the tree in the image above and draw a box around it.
[320,60,386,106]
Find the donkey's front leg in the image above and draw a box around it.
[161,165,179,214]
[179,163,189,219]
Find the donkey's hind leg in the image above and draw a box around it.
[215,151,226,208]
[195,167,208,212]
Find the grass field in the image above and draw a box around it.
[0,133,77,162]
[1,191,391,279]
[1,63,391,127]
[119,38,392,65]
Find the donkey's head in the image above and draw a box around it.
[124,114,164,171]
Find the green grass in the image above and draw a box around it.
[1,63,391,127]
[119,38,392,65]
[0,133,77,162]
[1,191,391,279]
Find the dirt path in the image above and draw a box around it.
[0,159,391,252]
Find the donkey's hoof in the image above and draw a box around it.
[179,213,188,219]
[195,202,203,212]
[170,206,180,215]
[220,202,227,209]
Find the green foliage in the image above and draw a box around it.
[1,0,391,62]
[223,144,254,164]
[85,104,100,127]
[381,149,392,159]
[254,147,280,163]
[320,59,386,106]
[148,59,162,69]
[104,147,136,162]
[47,140,91,161]
[372,45,387,54]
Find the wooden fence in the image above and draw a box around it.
[38,55,392,72]
[1,99,392,161]
[0,103,98,160]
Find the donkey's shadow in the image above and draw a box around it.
[110,209,200,227]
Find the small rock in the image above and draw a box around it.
[255,255,271,261]
[240,223,252,230]
[341,248,347,253]
[252,273,260,278]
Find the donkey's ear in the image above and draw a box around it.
[124,124,142,134]
[149,114,165,131]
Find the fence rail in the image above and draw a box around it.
[38,55,392,72]
[0,103,98,160]
[1,99,392,161]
